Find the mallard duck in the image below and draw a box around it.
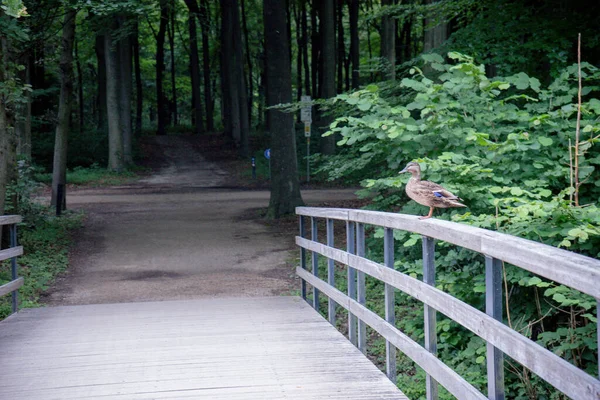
[399,162,466,220]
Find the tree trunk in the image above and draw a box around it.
[220,0,234,137]
[264,0,304,218]
[423,0,448,52]
[319,0,336,155]
[349,0,359,89]
[75,39,84,133]
[200,0,214,131]
[0,36,9,216]
[293,0,302,109]
[156,0,168,135]
[51,10,77,209]
[241,0,253,127]
[15,56,31,160]
[188,13,203,134]
[310,1,319,100]
[301,0,310,95]
[95,34,107,131]
[381,0,395,80]
[118,17,133,165]
[133,20,143,135]
[168,0,178,126]
[336,0,344,93]
[105,23,124,171]
[231,0,249,157]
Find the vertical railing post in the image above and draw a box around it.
[347,220,357,346]
[311,217,319,311]
[384,227,396,382]
[356,223,367,354]
[326,218,336,325]
[10,223,18,314]
[485,256,505,399]
[299,215,307,300]
[423,236,438,400]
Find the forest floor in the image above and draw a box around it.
[43,134,364,305]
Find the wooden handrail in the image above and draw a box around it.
[296,207,600,299]
[0,215,23,315]
[295,207,600,400]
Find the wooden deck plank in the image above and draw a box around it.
[0,297,406,400]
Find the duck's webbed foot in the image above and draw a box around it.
[419,207,434,220]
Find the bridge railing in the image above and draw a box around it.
[0,215,23,316]
[295,207,600,400]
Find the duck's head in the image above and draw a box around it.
[399,162,421,176]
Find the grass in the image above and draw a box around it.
[0,211,83,319]
[34,164,140,187]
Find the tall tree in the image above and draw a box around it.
[167,0,178,125]
[264,0,303,218]
[133,20,143,135]
[156,0,168,135]
[51,9,77,209]
[95,34,107,131]
[118,17,133,165]
[199,0,214,131]
[423,0,448,52]
[381,0,395,80]
[301,0,310,95]
[105,21,124,171]
[319,0,336,155]
[349,0,359,89]
[336,0,345,93]
[188,12,203,134]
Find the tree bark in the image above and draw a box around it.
[118,17,133,165]
[51,10,77,209]
[105,23,124,171]
[241,0,253,127]
[168,0,178,126]
[95,34,107,131]
[156,0,168,135]
[319,0,336,155]
[423,0,448,52]
[199,0,214,131]
[220,0,234,137]
[381,0,395,80]
[231,0,250,156]
[264,0,304,218]
[0,36,9,216]
[188,12,203,134]
[15,56,31,160]
[310,1,319,100]
[75,39,84,133]
[301,0,310,95]
[349,0,359,89]
[133,20,143,135]
[336,0,345,93]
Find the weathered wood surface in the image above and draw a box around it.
[0,215,22,226]
[296,237,600,400]
[0,277,23,298]
[0,246,23,262]
[0,297,406,400]
[296,207,600,300]
[297,268,487,400]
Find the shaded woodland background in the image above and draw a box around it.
[1,1,600,398]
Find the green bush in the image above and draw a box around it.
[319,52,599,398]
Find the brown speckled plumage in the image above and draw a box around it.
[399,162,466,219]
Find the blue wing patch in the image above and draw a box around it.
[433,191,444,198]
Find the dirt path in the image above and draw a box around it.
[45,136,357,305]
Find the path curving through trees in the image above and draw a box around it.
[44,136,356,305]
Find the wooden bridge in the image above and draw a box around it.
[1,209,599,399]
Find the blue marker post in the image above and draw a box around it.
[264,149,271,180]
[251,157,256,179]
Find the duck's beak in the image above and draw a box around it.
[399,167,408,174]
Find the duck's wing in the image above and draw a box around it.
[420,180,462,201]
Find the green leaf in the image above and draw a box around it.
[538,137,553,146]
[510,187,523,196]
[498,83,510,90]
[366,84,379,93]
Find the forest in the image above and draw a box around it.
[1,0,599,398]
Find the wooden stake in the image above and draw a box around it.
[574,33,582,207]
